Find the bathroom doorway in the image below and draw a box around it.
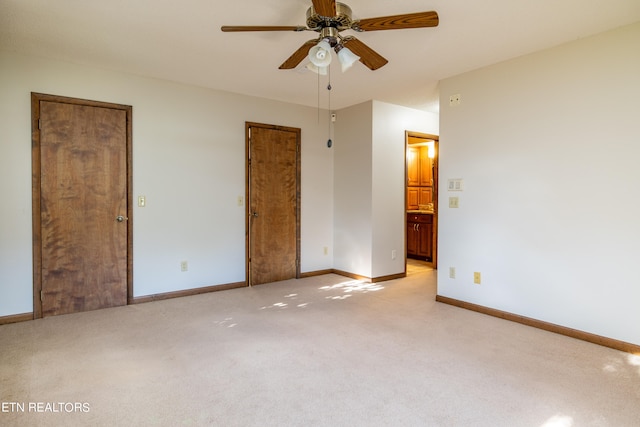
[406,131,438,269]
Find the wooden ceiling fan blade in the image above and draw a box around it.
[311,0,337,17]
[221,25,306,32]
[279,39,319,69]
[342,37,388,70]
[355,11,439,31]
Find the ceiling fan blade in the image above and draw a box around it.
[311,0,337,17]
[355,11,439,32]
[342,37,388,70]
[279,39,319,69]
[221,25,306,32]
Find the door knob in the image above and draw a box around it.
[116,215,126,222]
[252,212,258,217]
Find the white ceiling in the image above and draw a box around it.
[2,0,640,113]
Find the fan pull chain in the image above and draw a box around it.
[317,69,321,124]
[327,67,332,148]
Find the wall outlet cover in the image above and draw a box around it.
[474,272,481,284]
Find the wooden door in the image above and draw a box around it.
[247,122,300,286]
[432,140,439,268]
[32,93,132,317]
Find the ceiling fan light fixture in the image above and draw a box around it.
[305,62,328,75]
[336,46,360,72]
[222,4,438,72]
[308,40,333,67]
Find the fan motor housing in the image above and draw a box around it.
[306,2,353,30]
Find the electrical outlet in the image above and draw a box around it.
[237,196,243,206]
[474,272,481,284]
[449,93,461,107]
[181,261,188,272]
[138,195,146,207]
[323,246,328,256]
[391,249,397,260]
[449,267,456,279]
[449,197,459,208]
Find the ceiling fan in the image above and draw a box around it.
[221,0,438,73]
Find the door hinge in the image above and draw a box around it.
[38,119,41,130]
[40,290,44,301]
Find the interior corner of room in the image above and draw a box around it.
[1,5,639,354]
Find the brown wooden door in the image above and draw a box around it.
[247,123,300,286]
[32,93,132,317]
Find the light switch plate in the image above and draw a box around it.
[447,179,464,191]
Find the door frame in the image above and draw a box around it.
[245,122,301,286]
[405,131,439,269]
[31,92,133,318]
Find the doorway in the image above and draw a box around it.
[31,93,133,318]
[406,131,438,269]
[246,122,301,286]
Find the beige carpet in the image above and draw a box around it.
[1,261,639,426]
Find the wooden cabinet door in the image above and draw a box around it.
[419,147,433,186]
[407,222,419,256]
[407,146,420,186]
[417,222,433,259]
[407,214,433,260]
[419,187,433,205]
[407,187,419,210]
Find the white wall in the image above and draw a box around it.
[438,22,640,345]
[0,51,334,316]
[371,101,438,278]
[333,101,438,279]
[333,102,373,277]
